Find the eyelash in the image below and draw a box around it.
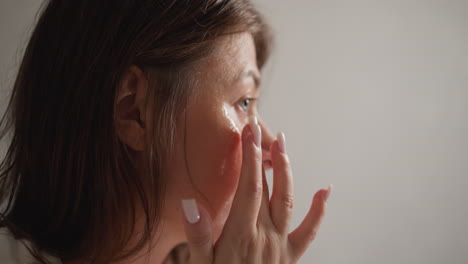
[237,97,257,112]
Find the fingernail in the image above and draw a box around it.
[323,184,333,202]
[277,132,286,154]
[181,199,200,224]
[248,115,261,147]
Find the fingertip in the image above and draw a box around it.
[181,199,200,224]
[248,115,261,147]
[270,140,289,165]
[312,185,332,203]
[270,139,280,156]
[241,123,252,142]
[182,200,213,245]
[241,122,260,151]
[277,132,286,153]
[325,184,333,202]
[197,201,213,229]
[320,184,332,202]
[181,199,212,232]
[313,189,324,200]
[181,201,214,262]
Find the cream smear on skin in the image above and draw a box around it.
[222,104,241,134]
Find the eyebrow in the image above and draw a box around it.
[235,69,261,89]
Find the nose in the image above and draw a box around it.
[258,117,275,170]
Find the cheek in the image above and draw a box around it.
[209,131,242,239]
[192,128,242,213]
[209,130,242,211]
[202,129,242,239]
[185,106,243,228]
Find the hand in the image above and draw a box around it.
[181,116,332,264]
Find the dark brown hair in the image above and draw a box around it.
[0,0,272,263]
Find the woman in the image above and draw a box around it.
[0,0,332,263]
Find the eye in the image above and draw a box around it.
[238,97,255,112]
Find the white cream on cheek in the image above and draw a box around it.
[210,103,242,239]
[218,103,241,177]
[221,103,241,134]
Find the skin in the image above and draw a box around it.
[77,32,330,264]
[167,32,276,242]
[183,116,330,263]
[158,32,277,263]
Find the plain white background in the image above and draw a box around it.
[1,1,467,264]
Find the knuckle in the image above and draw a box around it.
[249,182,263,198]
[260,231,282,262]
[237,225,256,242]
[253,153,263,163]
[188,231,210,247]
[261,236,275,260]
[279,194,294,210]
[237,227,257,257]
[308,230,318,242]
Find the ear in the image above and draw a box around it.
[115,65,148,151]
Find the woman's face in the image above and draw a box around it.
[165,32,275,239]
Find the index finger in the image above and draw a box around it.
[225,116,263,234]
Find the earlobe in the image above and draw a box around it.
[114,65,148,151]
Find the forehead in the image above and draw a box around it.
[193,32,259,85]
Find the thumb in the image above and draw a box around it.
[181,199,213,264]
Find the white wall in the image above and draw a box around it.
[0,0,43,155]
[256,0,468,263]
[1,1,467,264]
